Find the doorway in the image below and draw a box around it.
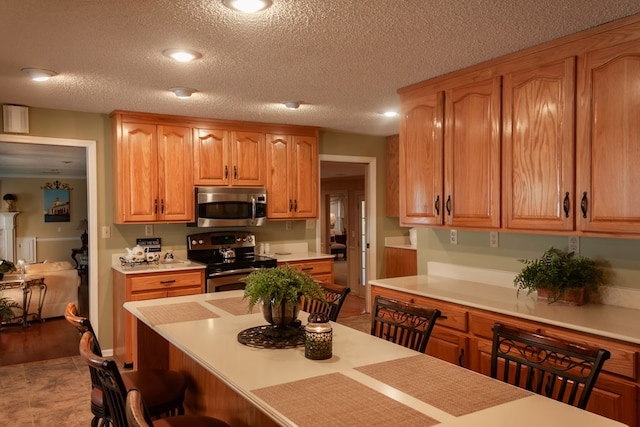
[319,155,376,311]
[0,134,99,335]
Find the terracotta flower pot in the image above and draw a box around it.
[537,287,586,305]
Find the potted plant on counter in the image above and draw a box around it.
[242,264,325,337]
[514,247,607,305]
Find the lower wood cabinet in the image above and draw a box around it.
[112,269,204,368]
[370,285,640,426]
[278,258,334,285]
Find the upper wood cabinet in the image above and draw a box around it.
[113,120,194,223]
[399,91,444,226]
[193,128,264,187]
[577,40,640,235]
[502,58,576,232]
[385,134,400,217]
[266,134,318,219]
[444,77,501,228]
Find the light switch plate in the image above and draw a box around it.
[568,236,580,253]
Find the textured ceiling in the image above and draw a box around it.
[1,0,640,177]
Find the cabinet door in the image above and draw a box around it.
[157,125,194,222]
[291,135,318,218]
[503,58,576,231]
[445,77,501,228]
[428,330,469,368]
[385,134,400,217]
[119,122,158,222]
[399,91,444,226]
[230,131,265,186]
[266,134,294,218]
[193,128,229,185]
[577,40,640,234]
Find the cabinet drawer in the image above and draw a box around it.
[371,286,468,332]
[130,271,203,292]
[469,311,541,340]
[539,327,638,381]
[281,259,334,275]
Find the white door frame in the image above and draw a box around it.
[0,134,99,334]
[318,154,376,312]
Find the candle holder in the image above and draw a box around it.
[304,312,332,360]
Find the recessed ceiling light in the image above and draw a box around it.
[21,68,57,81]
[223,0,272,13]
[171,88,197,99]
[283,101,301,109]
[162,49,202,63]
[382,111,399,117]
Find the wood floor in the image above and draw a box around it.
[0,318,80,366]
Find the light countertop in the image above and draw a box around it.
[369,275,640,345]
[124,291,622,427]
[111,259,206,275]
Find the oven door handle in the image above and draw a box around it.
[208,267,260,278]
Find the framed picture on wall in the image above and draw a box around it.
[44,188,71,223]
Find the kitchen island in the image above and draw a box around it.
[124,291,622,426]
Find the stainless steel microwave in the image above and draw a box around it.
[194,187,267,227]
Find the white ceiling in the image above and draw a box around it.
[1,0,639,178]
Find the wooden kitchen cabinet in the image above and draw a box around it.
[385,134,400,217]
[279,258,334,286]
[399,91,444,226]
[444,77,501,229]
[502,57,576,232]
[384,247,417,278]
[193,128,264,187]
[266,134,319,219]
[113,118,194,223]
[577,39,640,235]
[370,284,640,426]
[112,269,204,368]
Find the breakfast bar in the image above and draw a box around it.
[124,291,624,426]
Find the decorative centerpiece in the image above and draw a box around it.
[514,247,607,305]
[2,194,17,212]
[0,259,17,281]
[242,264,325,339]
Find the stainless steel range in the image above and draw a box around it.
[186,231,277,292]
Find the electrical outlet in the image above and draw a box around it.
[285,221,292,231]
[102,226,111,239]
[450,229,458,245]
[568,236,580,253]
[145,224,153,236]
[490,231,499,248]
[305,219,315,229]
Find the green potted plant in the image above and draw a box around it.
[514,247,607,305]
[0,293,21,325]
[242,264,325,336]
[0,258,17,280]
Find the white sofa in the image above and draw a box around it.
[2,260,80,321]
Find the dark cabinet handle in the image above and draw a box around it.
[234,166,237,180]
[294,200,298,212]
[434,195,440,216]
[458,348,465,367]
[161,199,164,214]
[160,280,176,285]
[563,192,570,218]
[224,165,229,179]
[581,192,588,218]
[446,195,451,216]
[154,199,158,214]
[289,199,293,212]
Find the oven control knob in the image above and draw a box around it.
[198,240,204,244]
[191,239,198,246]
[247,235,254,243]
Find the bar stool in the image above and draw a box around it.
[65,303,187,426]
